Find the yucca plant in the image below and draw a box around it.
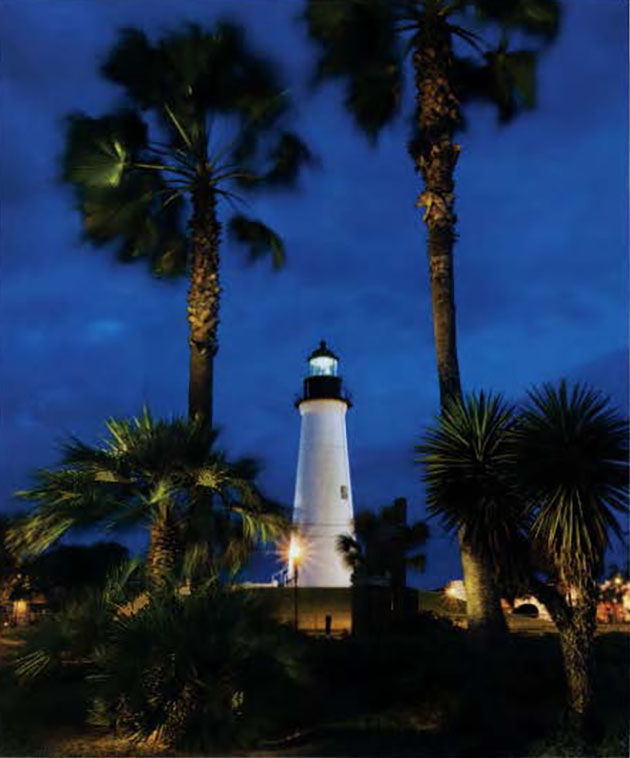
[62,22,313,431]
[416,391,525,638]
[11,409,287,587]
[512,381,628,731]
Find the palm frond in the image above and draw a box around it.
[304,0,403,138]
[471,0,560,42]
[62,110,146,189]
[227,215,285,269]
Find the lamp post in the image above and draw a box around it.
[294,561,300,630]
[288,537,302,630]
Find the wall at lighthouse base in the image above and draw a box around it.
[256,587,353,635]
[243,586,423,636]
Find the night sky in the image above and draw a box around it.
[1,0,627,587]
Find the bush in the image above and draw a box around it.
[89,584,307,751]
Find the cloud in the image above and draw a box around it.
[84,318,126,343]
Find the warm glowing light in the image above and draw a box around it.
[445,586,459,599]
[288,538,302,563]
[614,575,623,586]
[12,599,28,623]
[274,532,311,584]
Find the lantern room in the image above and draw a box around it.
[299,340,349,405]
[308,341,338,377]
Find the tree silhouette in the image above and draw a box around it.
[62,22,313,432]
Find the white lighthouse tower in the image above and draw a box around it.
[289,341,354,587]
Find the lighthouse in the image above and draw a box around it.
[289,341,354,587]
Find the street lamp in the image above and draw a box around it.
[288,537,302,630]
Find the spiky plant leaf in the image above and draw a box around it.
[416,391,525,572]
[512,381,628,585]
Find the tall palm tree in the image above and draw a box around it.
[513,381,628,732]
[62,23,312,432]
[416,391,524,638]
[10,409,286,587]
[304,0,559,629]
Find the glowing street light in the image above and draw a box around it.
[288,535,303,630]
[288,536,302,576]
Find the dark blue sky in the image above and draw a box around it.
[1,0,627,587]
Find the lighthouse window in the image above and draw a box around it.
[340,485,348,500]
[309,356,337,376]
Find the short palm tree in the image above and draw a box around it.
[338,499,429,579]
[11,409,286,587]
[62,22,312,431]
[338,498,429,622]
[513,381,628,730]
[17,571,304,752]
[416,391,524,638]
[304,0,559,628]
[89,583,303,751]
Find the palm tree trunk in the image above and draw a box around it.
[187,176,220,433]
[459,534,507,640]
[147,506,182,588]
[411,13,461,406]
[412,15,505,637]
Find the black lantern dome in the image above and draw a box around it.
[299,340,350,405]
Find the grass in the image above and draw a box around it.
[0,622,627,757]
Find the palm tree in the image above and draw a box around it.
[89,582,303,751]
[10,409,286,587]
[416,391,524,638]
[17,574,303,751]
[62,22,312,432]
[337,497,429,622]
[304,0,559,629]
[513,381,628,732]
